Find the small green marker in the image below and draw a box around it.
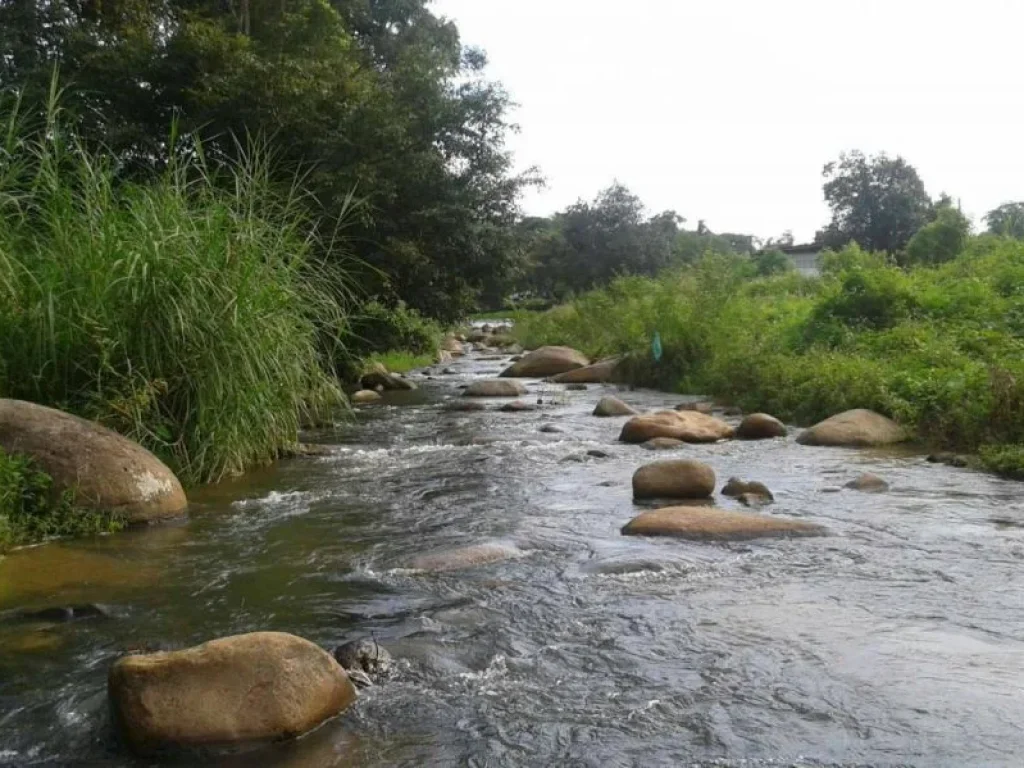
[652,331,663,362]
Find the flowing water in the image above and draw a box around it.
[2,345,1024,767]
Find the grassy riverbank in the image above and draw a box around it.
[514,242,1024,477]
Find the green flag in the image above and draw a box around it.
[651,331,663,362]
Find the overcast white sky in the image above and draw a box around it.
[432,0,1024,242]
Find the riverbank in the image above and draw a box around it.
[512,243,1024,479]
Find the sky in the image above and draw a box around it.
[431,0,1024,242]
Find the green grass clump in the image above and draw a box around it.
[0,85,349,485]
[515,241,1024,477]
[364,350,435,374]
[0,449,123,552]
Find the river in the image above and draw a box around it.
[1,345,1023,767]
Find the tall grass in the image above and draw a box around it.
[0,83,351,485]
[516,244,1024,474]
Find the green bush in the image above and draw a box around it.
[0,449,123,552]
[0,89,349,485]
[340,299,443,380]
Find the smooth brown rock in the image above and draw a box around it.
[593,396,638,417]
[845,473,890,492]
[721,477,775,501]
[0,399,186,525]
[797,409,908,447]
[641,437,687,451]
[500,346,589,378]
[550,358,622,384]
[441,336,465,355]
[620,410,734,444]
[351,390,382,404]
[108,632,356,755]
[409,543,521,572]
[736,413,788,440]
[675,401,715,414]
[463,380,528,397]
[632,459,715,500]
[621,507,827,541]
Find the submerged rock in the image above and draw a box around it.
[735,413,788,440]
[108,631,356,756]
[845,473,890,492]
[9,603,111,624]
[797,409,908,447]
[550,357,623,384]
[351,389,382,404]
[463,380,527,398]
[632,459,716,500]
[620,410,734,444]
[332,638,394,688]
[641,437,687,451]
[499,400,536,413]
[0,398,187,525]
[539,424,564,434]
[927,452,970,468]
[621,506,827,541]
[409,542,521,572]
[500,346,589,378]
[565,383,589,391]
[593,396,638,417]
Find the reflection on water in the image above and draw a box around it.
[2,350,1024,767]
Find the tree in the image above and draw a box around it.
[816,150,933,254]
[984,202,1024,239]
[0,0,535,321]
[902,202,971,266]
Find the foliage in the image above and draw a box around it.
[817,150,933,253]
[0,449,123,552]
[983,202,1024,239]
[363,350,435,375]
[518,183,754,300]
[0,0,534,322]
[0,88,348,485]
[752,249,793,277]
[515,240,1024,476]
[344,300,443,361]
[902,203,971,266]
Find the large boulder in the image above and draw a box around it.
[845,473,889,492]
[797,409,908,447]
[500,346,589,378]
[736,413,787,440]
[621,507,827,541]
[593,396,638,417]
[0,399,187,525]
[360,362,415,392]
[108,632,356,755]
[463,380,527,398]
[632,459,715,500]
[619,410,734,444]
[721,477,774,501]
[550,358,623,384]
[351,390,381,404]
[441,335,465,356]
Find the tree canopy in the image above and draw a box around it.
[816,150,933,254]
[0,0,535,321]
[984,202,1024,239]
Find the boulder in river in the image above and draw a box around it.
[565,383,588,391]
[463,380,528,398]
[360,362,416,392]
[735,413,788,440]
[441,336,466,356]
[500,346,589,378]
[539,424,564,434]
[641,437,686,451]
[619,410,734,444]
[721,477,774,502]
[0,398,187,525]
[108,631,356,755]
[550,357,623,384]
[845,473,890,492]
[351,390,382,404]
[593,396,638,417]
[632,459,715,500]
[621,506,827,541]
[797,409,908,447]
[332,638,394,688]
[409,542,521,572]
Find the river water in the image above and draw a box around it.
[2,345,1024,767]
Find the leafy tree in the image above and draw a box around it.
[902,202,971,266]
[984,202,1024,239]
[0,0,534,322]
[816,150,933,254]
